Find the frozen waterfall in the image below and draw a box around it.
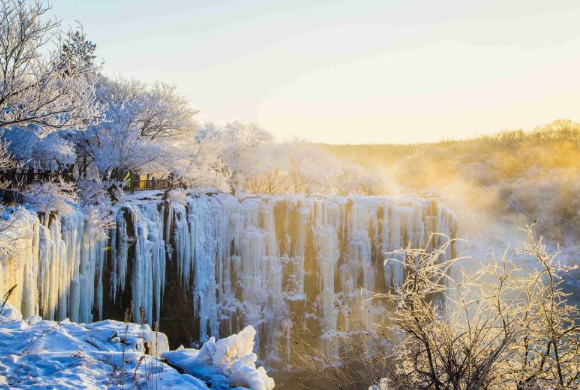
[0,193,457,362]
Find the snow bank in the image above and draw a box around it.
[0,307,206,389]
[163,326,274,390]
[0,303,272,389]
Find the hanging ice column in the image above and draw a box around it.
[0,193,457,362]
[107,194,457,359]
[0,209,108,323]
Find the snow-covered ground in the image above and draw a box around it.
[0,302,274,390]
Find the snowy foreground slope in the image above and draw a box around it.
[0,301,274,390]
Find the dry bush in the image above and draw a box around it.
[297,225,580,390]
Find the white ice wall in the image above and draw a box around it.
[0,194,457,361]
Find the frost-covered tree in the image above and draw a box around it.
[24,178,78,214]
[93,77,197,141]
[354,169,388,196]
[78,76,197,181]
[0,0,100,135]
[2,125,76,170]
[331,162,388,196]
[244,143,291,194]
[137,82,198,141]
[0,136,14,188]
[57,28,98,77]
[332,163,365,196]
[165,139,231,192]
[194,121,273,193]
[82,106,163,181]
[238,140,389,196]
[285,140,332,195]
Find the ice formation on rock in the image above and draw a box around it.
[0,193,457,362]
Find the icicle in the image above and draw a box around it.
[0,194,457,365]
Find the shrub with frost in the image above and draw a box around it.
[24,179,78,215]
[166,189,188,205]
[192,122,273,192]
[76,176,121,231]
[297,226,580,390]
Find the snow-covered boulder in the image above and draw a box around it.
[163,326,275,390]
[0,301,22,322]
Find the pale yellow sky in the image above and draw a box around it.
[50,0,580,144]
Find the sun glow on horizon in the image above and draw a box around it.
[49,0,580,144]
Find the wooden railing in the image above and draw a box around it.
[0,189,22,204]
[0,171,74,186]
[0,171,171,191]
[125,179,171,192]
[0,169,175,198]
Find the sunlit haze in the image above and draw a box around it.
[49,0,580,144]
[3,2,580,389]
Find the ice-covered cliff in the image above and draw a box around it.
[0,192,457,362]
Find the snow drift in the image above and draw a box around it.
[0,300,270,389]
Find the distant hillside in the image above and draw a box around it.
[319,118,580,170]
[320,119,580,242]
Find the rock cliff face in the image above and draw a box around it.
[0,193,457,362]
